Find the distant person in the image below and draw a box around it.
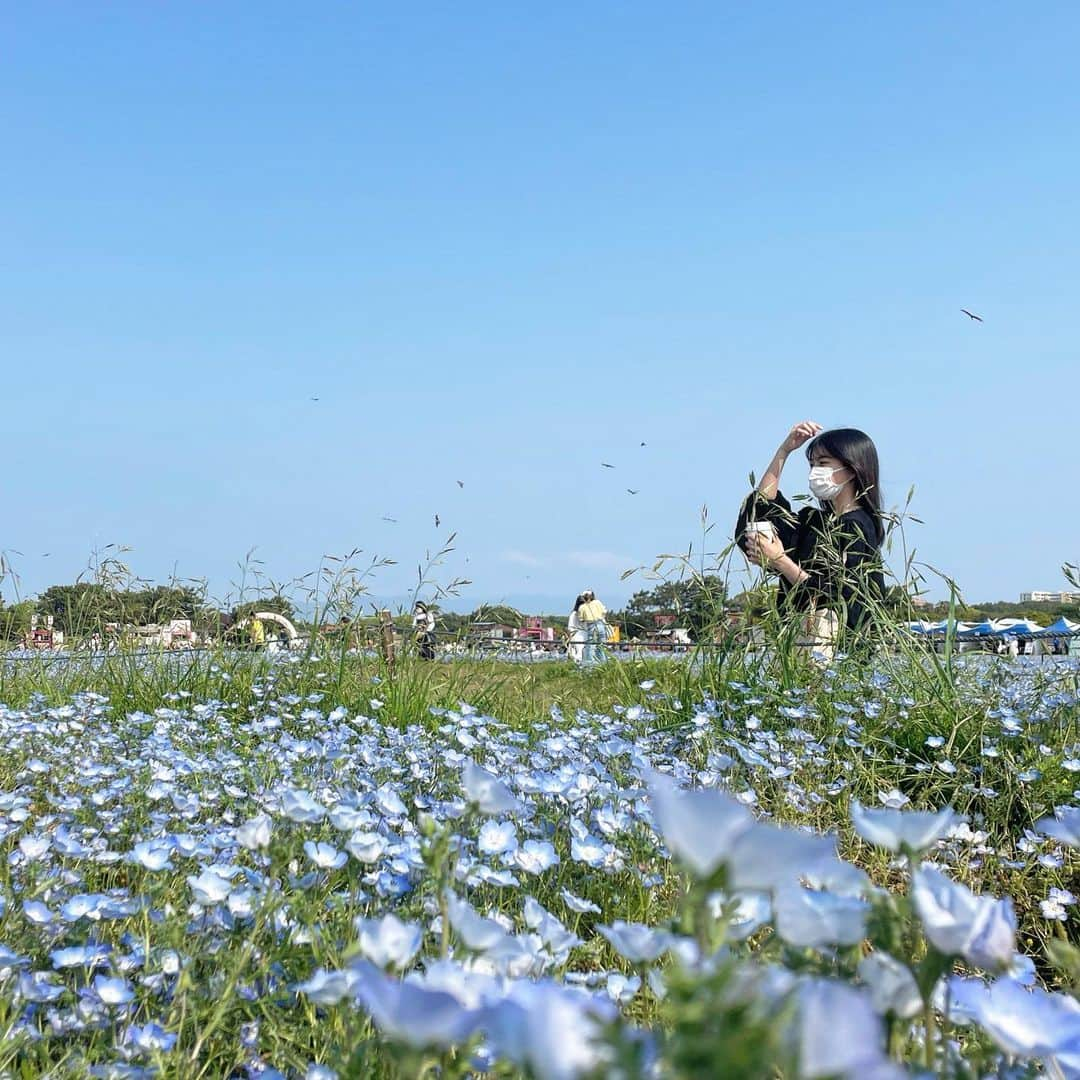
[577,589,609,665]
[413,602,436,660]
[736,421,885,660]
[567,593,587,663]
[248,614,266,649]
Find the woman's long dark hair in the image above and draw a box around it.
[805,428,883,542]
[573,594,586,612]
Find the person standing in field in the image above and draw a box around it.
[577,589,609,666]
[736,420,885,660]
[248,614,266,649]
[567,593,587,663]
[413,602,437,660]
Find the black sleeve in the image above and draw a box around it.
[795,513,881,627]
[735,490,800,557]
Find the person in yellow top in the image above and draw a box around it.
[249,615,266,648]
[577,590,608,665]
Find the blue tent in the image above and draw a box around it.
[1033,616,1080,637]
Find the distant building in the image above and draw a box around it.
[516,616,555,644]
[1020,591,1080,603]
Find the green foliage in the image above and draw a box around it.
[611,576,727,639]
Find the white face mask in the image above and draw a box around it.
[809,465,845,501]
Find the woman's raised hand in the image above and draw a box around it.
[780,420,822,454]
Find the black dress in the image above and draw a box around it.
[735,490,885,636]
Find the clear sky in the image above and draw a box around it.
[3,3,1078,613]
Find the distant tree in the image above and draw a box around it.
[611,576,727,638]
[467,604,523,629]
[37,583,117,635]
[0,600,35,644]
[231,594,297,623]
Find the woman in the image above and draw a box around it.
[413,602,437,660]
[577,590,609,666]
[567,594,587,663]
[736,421,885,658]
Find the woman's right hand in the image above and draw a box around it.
[780,420,822,454]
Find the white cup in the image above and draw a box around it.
[745,521,776,540]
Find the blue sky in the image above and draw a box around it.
[3,3,1078,613]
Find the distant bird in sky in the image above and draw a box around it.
[435,514,441,528]
[310,396,320,401]
[640,441,646,447]
[961,309,983,322]
[381,516,398,524]
[41,553,50,557]
[627,489,639,495]
[456,480,464,488]
[601,462,615,469]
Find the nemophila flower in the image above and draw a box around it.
[346,830,387,863]
[123,1022,177,1053]
[478,819,519,856]
[303,841,347,870]
[857,952,921,1019]
[912,865,1016,970]
[486,979,614,1080]
[648,773,752,878]
[524,897,582,953]
[23,899,56,925]
[18,833,52,861]
[444,891,510,951]
[351,960,480,1050]
[796,978,901,1080]
[130,840,173,871]
[92,975,135,1006]
[280,789,327,824]
[511,840,559,875]
[187,869,232,906]
[606,972,641,1004]
[354,914,423,970]
[462,760,523,815]
[374,784,408,818]
[726,822,837,893]
[598,921,671,964]
[236,814,273,850]
[18,971,65,1002]
[850,801,963,856]
[774,885,869,949]
[560,888,601,915]
[295,967,358,1005]
[945,975,1080,1059]
[570,833,617,869]
[1037,805,1080,847]
[51,943,112,969]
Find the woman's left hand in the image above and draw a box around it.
[745,531,785,566]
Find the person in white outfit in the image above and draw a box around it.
[567,593,586,663]
[577,590,608,666]
[413,602,437,660]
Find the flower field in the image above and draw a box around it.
[1,646,1079,1078]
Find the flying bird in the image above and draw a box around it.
[640,441,646,447]
[627,489,639,495]
[961,309,983,322]
[456,480,464,488]
[601,463,615,469]
[435,514,441,528]
[381,516,398,524]
[310,396,320,402]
